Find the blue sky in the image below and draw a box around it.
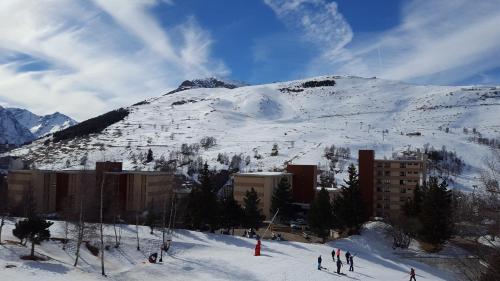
[0,0,499,120]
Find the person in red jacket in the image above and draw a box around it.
[254,240,261,256]
[336,248,341,260]
[409,268,416,281]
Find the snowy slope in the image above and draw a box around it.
[6,75,500,190]
[6,108,77,138]
[0,219,459,281]
[0,106,34,145]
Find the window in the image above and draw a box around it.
[376,186,382,192]
[400,171,406,177]
[400,163,406,168]
[376,179,382,184]
[377,163,383,168]
[400,180,405,185]
[383,179,391,184]
[384,163,390,168]
[385,171,390,176]
[377,171,383,176]
[400,188,406,193]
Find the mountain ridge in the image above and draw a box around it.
[5,75,500,190]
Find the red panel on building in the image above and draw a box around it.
[358,150,375,219]
[286,164,317,204]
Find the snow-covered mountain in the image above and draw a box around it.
[6,108,77,139]
[6,76,500,190]
[0,106,34,145]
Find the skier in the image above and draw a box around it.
[317,255,322,270]
[349,255,354,272]
[336,258,343,274]
[336,248,341,260]
[345,251,351,264]
[331,249,335,261]
[409,268,416,281]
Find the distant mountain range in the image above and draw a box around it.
[0,106,77,145]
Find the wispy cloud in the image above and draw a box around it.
[264,0,500,85]
[264,0,352,57]
[0,0,228,120]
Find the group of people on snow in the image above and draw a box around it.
[317,248,355,274]
[317,248,417,280]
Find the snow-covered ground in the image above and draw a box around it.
[0,219,460,281]
[7,75,500,191]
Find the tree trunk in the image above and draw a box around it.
[0,216,4,244]
[136,214,140,251]
[113,217,119,248]
[74,196,84,267]
[100,177,105,276]
[30,239,35,258]
[63,220,69,250]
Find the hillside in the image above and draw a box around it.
[6,75,500,190]
[0,219,459,281]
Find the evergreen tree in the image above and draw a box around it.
[146,149,154,163]
[271,177,293,223]
[12,217,53,258]
[418,177,453,245]
[243,188,265,230]
[332,164,366,233]
[219,196,243,234]
[185,163,219,231]
[308,187,333,242]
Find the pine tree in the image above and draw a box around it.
[271,176,294,223]
[308,187,333,242]
[418,177,453,245]
[185,163,219,231]
[146,149,154,163]
[219,196,243,234]
[243,188,265,230]
[332,164,366,234]
[13,217,53,258]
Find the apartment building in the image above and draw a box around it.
[106,171,174,214]
[286,164,317,204]
[359,150,426,219]
[6,162,174,220]
[7,170,57,215]
[233,172,293,219]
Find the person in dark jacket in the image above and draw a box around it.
[345,251,351,264]
[349,255,354,271]
[336,258,343,274]
[317,255,322,270]
[410,268,416,281]
[331,249,335,261]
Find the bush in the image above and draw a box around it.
[200,136,217,149]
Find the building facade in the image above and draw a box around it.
[286,164,317,204]
[7,170,57,215]
[359,150,427,219]
[6,162,174,221]
[233,172,293,219]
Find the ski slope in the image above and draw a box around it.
[0,219,459,281]
[7,75,500,191]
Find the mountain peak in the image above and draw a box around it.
[165,77,244,95]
